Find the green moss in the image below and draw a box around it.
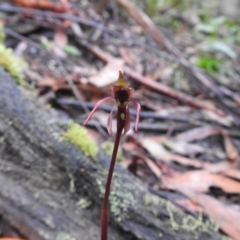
[56,232,76,240]
[96,174,137,222]
[147,0,158,17]
[144,194,163,206]
[167,202,218,236]
[63,122,98,160]
[196,55,222,74]
[0,23,28,85]
[0,23,5,44]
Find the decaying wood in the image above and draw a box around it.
[0,67,224,240]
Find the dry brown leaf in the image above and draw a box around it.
[51,30,68,58]
[160,154,210,169]
[154,65,173,82]
[181,189,240,240]
[0,238,25,240]
[138,153,162,180]
[121,141,162,179]
[141,138,169,157]
[223,168,240,181]
[26,70,73,92]
[37,76,68,91]
[141,137,211,169]
[54,30,68,48]
[144,157,162,180]
[10,0,68,12]
[162,138,205,156]
[221,130,239,163]
[174,126,220,142]
[202,110,233,126]
[173,198,203,214]
[164,170,240,194]
[88,59,124,87]
[206,161,235,174]
[205,161,240,183]
[119,47,136,66]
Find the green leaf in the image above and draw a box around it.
[196,55,222,74]
[195,16,226,34]
[200,41,236,59]
[64,45,80,56]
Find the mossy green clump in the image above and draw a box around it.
[0,23,28,85]
[166,202,218,236]
[0,23,5,44]
[63,122,98,160]
[196,55,222,74]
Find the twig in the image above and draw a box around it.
[124,67,224,115]
[0,4,132,44]
[0,3,174,62]
[87,45,224,115]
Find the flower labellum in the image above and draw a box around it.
[84,71,140,136]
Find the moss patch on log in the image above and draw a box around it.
[63,122,98,160]
[0,23,28,85]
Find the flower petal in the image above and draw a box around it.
[107,106,115,137]
[84,96,114,125]
[123,107,130,135]
[129,100,141,131]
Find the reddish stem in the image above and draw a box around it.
[101,109,125,240]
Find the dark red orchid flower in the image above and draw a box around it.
[84,71,141,240]
[84,71,140,135]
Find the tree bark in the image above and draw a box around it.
[0,68,223,240]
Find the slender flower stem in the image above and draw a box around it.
[83,71,140,240]
[101,126,123,240]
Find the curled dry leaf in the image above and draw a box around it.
[141,138,169,158]
[162,138,205,156]
[26,70,70,92]
[141,137,211,169]
[88,59,124,88]
[164,170,240,194]
[223,168,240,181]
[160,154,210,169]
[135,152,162,180]
[174,126,220,143]
[202,110,233,126]
[221,130,239,164]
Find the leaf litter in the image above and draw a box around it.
[2,0,240,239]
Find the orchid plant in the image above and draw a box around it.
[84,71,141,240]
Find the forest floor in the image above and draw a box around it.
[1,0,240,239]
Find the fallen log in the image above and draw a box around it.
[0,68,223,239]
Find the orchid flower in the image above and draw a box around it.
[84,71,141,240]
[84,71,141,136]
